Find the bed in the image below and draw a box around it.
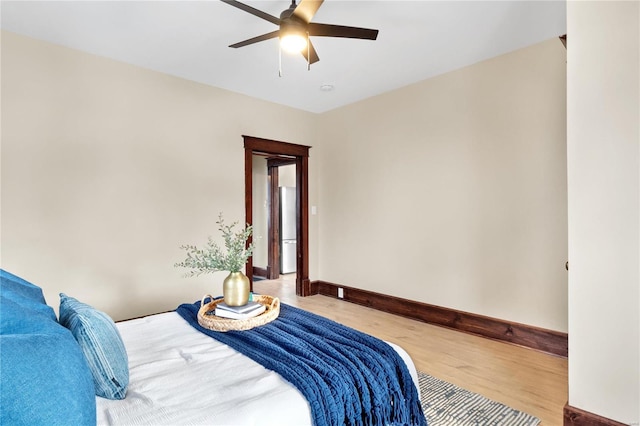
[1,270,425,426]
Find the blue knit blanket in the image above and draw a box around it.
[176,299,427,426]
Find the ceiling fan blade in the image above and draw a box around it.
[301,39,320,64]
[308,23,378,40]
[220,0,280,26]
[229,30,280,48]
[292,0,324,24]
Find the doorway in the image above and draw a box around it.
[267,159,297,280]
[250,156,296,281]
[243,135,311,297]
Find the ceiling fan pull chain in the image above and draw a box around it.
[307,32,310,71]
[279,43,283,77]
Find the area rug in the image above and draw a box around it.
[418,372,541,426]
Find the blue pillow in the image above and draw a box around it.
[0,270,96,425]
[0,269,58,328]
[1,334,97,425]
[1,269,49,303]
[59,293,129,400]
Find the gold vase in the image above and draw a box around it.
[223,271,250,306]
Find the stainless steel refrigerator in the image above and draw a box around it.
[279,186,297,274]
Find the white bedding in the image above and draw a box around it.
[96,311,419,425]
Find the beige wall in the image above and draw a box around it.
[251,155,268,268]
[2,30,569,335]
[0,31,317,320]
[317,38,568,332]
[279,164,296,188]
[567,1,639,423]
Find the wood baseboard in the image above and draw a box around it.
[564,404,628,426]
[310,280,568,357]
[252,266,268,278]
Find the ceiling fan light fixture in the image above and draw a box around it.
[222,0,379,67]
[280,33,307,54]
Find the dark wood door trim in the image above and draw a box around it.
[297,154,310,296]
[267,158,297,168]
[244,145,254,286]
[246,136,310,157]
[267,162,280,280]
[244,135,311,296]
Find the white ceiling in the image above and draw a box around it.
[0,0,566,113]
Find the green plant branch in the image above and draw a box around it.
[175,213,254,276]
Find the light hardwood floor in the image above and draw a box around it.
[254,275,568,426]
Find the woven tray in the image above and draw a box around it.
[197,294,280,332]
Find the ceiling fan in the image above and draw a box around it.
[220,0,379,66]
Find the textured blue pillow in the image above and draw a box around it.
[0,334,97,425]
[0,269,58,328]
[59,293,129,400]
[0,270,96,425]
